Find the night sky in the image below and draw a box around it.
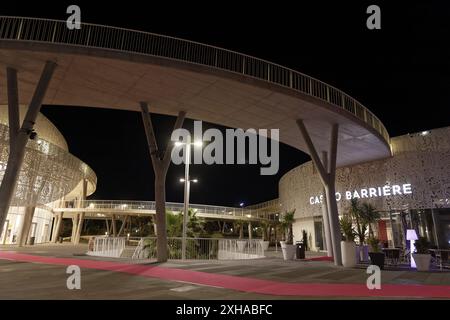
[1,1,450,206]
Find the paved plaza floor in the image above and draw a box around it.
[1,244,450,299]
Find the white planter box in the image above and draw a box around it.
[260,240,269,251]
[412,253,431,271]
[341,241,356,268]
[236,240,247,252]
[281,244,296,260]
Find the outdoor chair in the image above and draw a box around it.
[435,250,449,269]
[384,248,400,266]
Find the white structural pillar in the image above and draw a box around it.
[74,179,87,245]
[111,215,117,237]
[321,151,333,257]
[140,102,186,262]
[71,215,79,243]
[52,212,64,243]
[248,221,252,241]
[296,120,342,266]
[17,206,36,246]
[0,61,57,237]
[50,215,58,242]
[181,137,191,260]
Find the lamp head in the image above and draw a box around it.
[406,229,418,241]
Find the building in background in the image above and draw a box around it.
[0,106,96,245]
[280,127,450,251]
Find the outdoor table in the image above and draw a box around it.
[429,249,450,270]
[382,248,400,266]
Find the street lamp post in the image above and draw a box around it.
[177,137,201,260]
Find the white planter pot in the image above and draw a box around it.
[412,253,431,271]
[260,240,270,251]
[281,244,296,260]
[341,241,357,268]
[236,240,247,252]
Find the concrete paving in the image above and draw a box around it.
[1,244,449,299]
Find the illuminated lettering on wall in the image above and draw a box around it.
[309,183,413,205]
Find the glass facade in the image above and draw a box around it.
[378,209,450,249]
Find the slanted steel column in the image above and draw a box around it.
[52,212,64,243]
[117,216,127,236]
[111,214,117,236]
[296,119,342,266]
[17,206,36,246]
[50,214,59,242]
[0,61,57,237]
[74,179,88,244]
[71,215,79,243]
[325,123,341,265]
[321,151,333,257]
[140,102,186,262]
[73,213,84,244]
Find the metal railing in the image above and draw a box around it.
[132,237,220,260]
[131,237,265,260]
[0,16,389,144]
[218,239,265,260]
[88,236,126,258]
[54,199,277,220]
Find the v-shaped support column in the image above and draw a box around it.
[297,119,342,266]
[0,61,57,237]
[321,151,333,257]
[140,102,186,262]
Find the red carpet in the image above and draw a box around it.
[1,251,450,298]
[305,256,334,262]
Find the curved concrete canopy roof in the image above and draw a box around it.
[0,17,391,167]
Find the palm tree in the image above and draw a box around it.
[186,208,204,237]
[166,210,182,237]
[259,220,270,241]
[349,199,368,245]
[360,203,380,237]
[281,209,296,244]
[339,212,356,242]
[166,208,205,237]
[233,220,245,239]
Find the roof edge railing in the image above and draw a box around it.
[0,16,389,144]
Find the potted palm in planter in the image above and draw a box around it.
[413,236,431,271]
[350,199,368,263]
[234,220,247,251]
[280,209,296,260]
[260,221,270,251]
[340,213,357,268]
[368,237,385,269]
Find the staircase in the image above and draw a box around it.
[120,246,137,259]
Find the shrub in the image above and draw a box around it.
[414,236,431,254]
